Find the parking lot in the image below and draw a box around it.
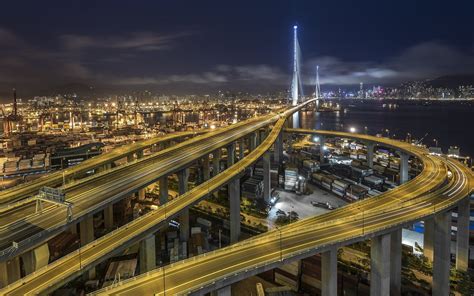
[267,183,348,228]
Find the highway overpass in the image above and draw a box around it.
[0,99,471,296]
[0,111,282,262]
[89,133,472,296]
[0,130,206,206]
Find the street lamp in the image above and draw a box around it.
[433,138,438,147]
[349,126,356,133]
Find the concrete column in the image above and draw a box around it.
[370,233,391,296]
[274,132,283,163]
[292,112,299,129]
[104,204,114,228]
[229,178,241,244]
[69,223,77,234]
[319,136,326,164]
[321,247,337,296]
[212,150,221,199]
[0,257,20,288]
[137,150,144,159]
[256,129,262,146]
[367,142,375,168]
[202,155,210,181]
[178,169,190,242]
[212,149,221,177]
[202,155,211,198]
[0,261,8,288]
[138,188,146,201]
[390,229,402,295]
[238,139,245,160]
[456,197,470,271]
[227,143,235,168]
[263,151,271,203]
[433,211,452,296]
[399,152,409,184]
[249,132,257,151]
[287,133,293,153]
[127,154,134,162]
[424,218,434,261]
[159,176,168,205]
[80,216,95,279]
[139,234,156,273]
[211,285,231,296]
[21,244,49,276]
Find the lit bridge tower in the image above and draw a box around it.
[291,25,303,127]
[291,25,300,106]
[315,65,321,109]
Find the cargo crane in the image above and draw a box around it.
[4,89,23,135]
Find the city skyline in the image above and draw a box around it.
[1,0,474,98]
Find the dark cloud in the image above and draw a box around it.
[60,31,190,52]
[0,23,472,97]
[303,42,474,86]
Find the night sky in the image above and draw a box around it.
[1,0,473,98]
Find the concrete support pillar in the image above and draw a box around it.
[127,154,134,162]
[138,188,146,201]
[370,233,391,296]
[274,132,283,163]
[433,211,452,296]
[21,244,49,276]
[104,204,114,228]
[390,228,402,295]
[178,169,190,242]
[159,176,168,205]
[229,178,241,244]
[202,155,210,181]
[227,143,235,168]
[263,151,271,203]
[424,218,434,261]
[456,197,470,271]
[212,150,221,199]
[321,247,338,296]
[0,261,8,288]
[211,285,231,296]
[292,112,299,129]
[137,150,144,159]
[238,139,245,160]
[319,136,326,164]
[69,223,77,234]
[367,142,375,168]
[212,149,221,177]
[0,257,20,288]
[399,152,409,184]
[287,133,293,153]
[257,129,263,146]
[80,216,95,279]
[249,132,257,151]
[139,234,156,273]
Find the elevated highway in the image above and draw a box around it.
[89,133,471,296]
[1,100,472,295]
[0,130,206,206]
[0,100,313,294]
[0,111,281,260]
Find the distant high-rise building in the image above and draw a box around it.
[359,82,364,99]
